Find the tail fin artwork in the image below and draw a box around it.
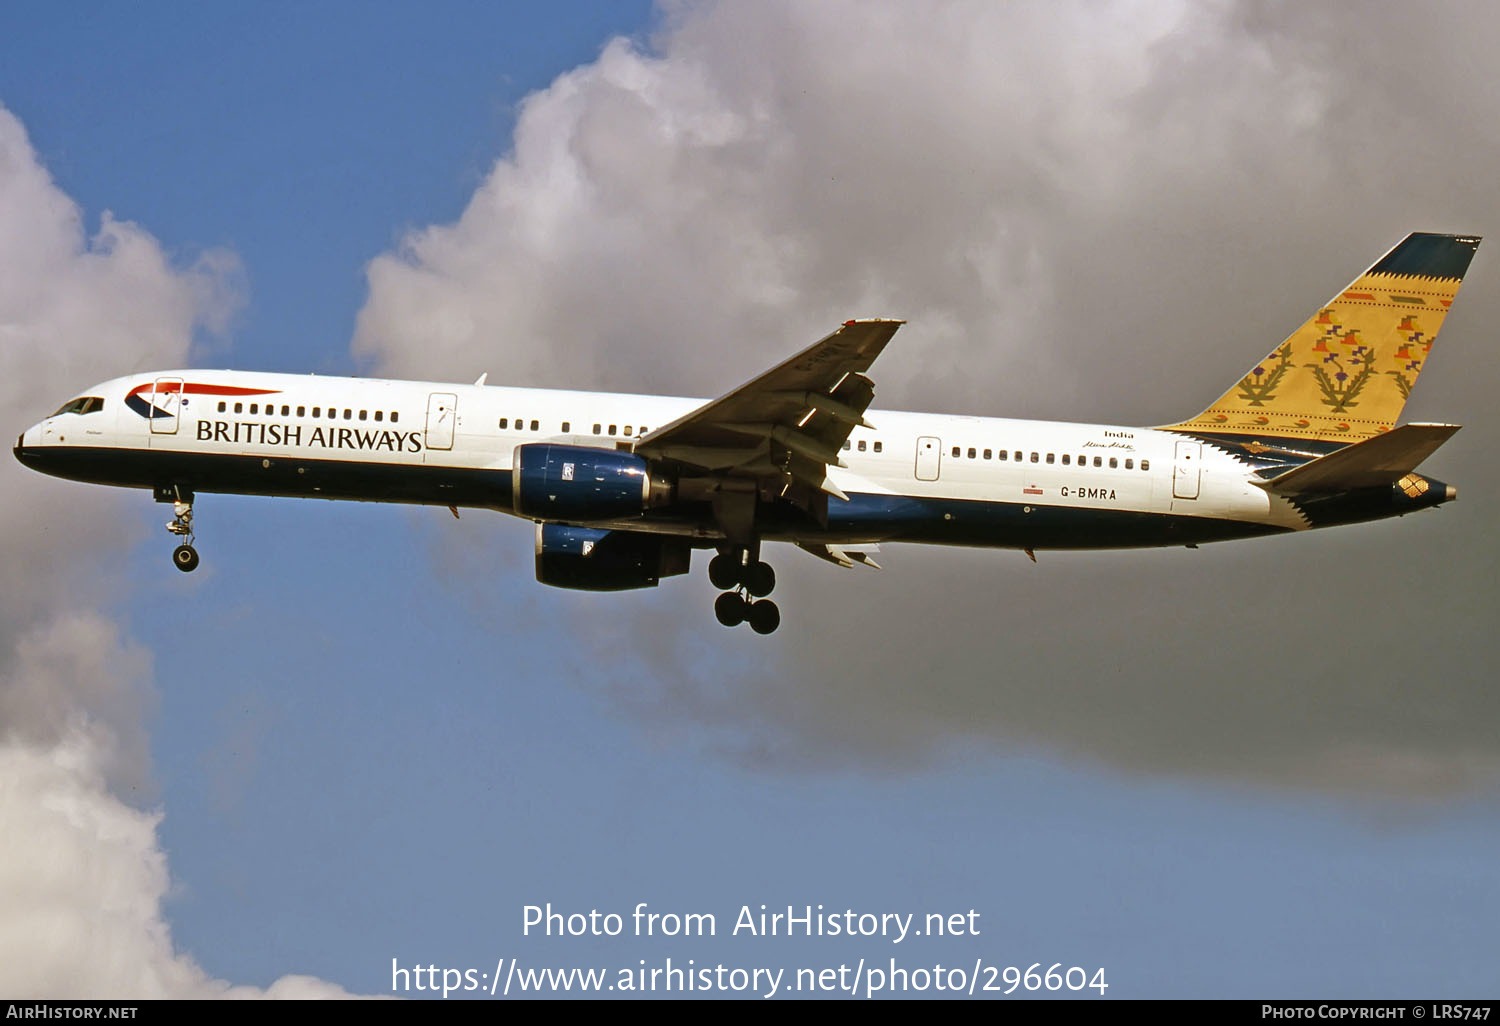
[1167,233,1481,442]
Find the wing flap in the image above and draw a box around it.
[797,542,882,570]
[1258,423,1460,495]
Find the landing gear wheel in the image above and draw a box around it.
[748,599,780,635]
[172,544,200,573]
[714,591,747,627]
[708,553,740,590]
[744,561,776,597]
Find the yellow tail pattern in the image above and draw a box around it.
[1166,233,1480,442]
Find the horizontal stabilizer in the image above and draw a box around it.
[1258,423,1460,495]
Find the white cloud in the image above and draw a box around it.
[0,735,360,998]
[353,1,1500,795]
[0,104,354,997]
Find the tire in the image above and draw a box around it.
[748,599,780,635]
[708,553,740,590]
[714,591,746,627]
[172,544,200,573]
[744,561,776,597]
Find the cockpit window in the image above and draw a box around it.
[51,396,104,417]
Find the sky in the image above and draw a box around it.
[1,0,1497,1000]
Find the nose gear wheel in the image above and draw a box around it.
[163,494,199,572]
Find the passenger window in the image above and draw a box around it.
[282,405,290,416]
[1109,457,1118,469]
[312,407,320,417]
[359,410,367,421]
[1093,456,1102,467]
[374,410,382,422]
[858,440,867,452]
[1141,459,1150,471]
[1014,451,1022,462]
[499,418,508,429]
[983,449,991,460]
[344,409,353,420]
[1046,453,1054,464]
[967,447,976,458]
[530,420,538,431]
[1062,454,1070,465]
[218,401,226,413]
[873,441,882,453]
[562,421,570,433]
[593,424,601,434]
[609,425,617,435]
[391,411,399,423]
[1125,458,1133,470]
[623,425,632,437]
[952,446,960,458]
[1030,452,1039,463]
[234,402,243,414]
[844,441,852,450]
[298,406,306,417]
[998,450,1008,461]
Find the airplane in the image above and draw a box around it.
[14,232,1480,635]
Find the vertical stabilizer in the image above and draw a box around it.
[1166,233,1480,442]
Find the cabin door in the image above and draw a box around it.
[425,392,457,451]
[915,436,941,482]
[1173,440,1201,499]
[149,376,183,434]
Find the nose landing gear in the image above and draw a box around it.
[162,492,199,572]
[709,547,780,634]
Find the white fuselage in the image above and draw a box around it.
[16,369,1307,549]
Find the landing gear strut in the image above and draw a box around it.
[163,489,199,573]
[709,546,779,634]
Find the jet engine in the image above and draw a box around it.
[534,523,690,591]
[512,443,672,521]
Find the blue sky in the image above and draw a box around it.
[2,2,1498,999]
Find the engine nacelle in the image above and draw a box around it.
[512,443,672,521]
[534,524,690,591]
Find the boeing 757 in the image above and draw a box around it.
[14,232,1480,634]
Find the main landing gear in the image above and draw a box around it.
[708,546,780,634]
[163,492,199,573]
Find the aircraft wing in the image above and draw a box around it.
[634,319,904,501]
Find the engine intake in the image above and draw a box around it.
[534,524,690,591]
[512,443,672,521]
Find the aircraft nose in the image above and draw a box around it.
[14,423,41,467]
